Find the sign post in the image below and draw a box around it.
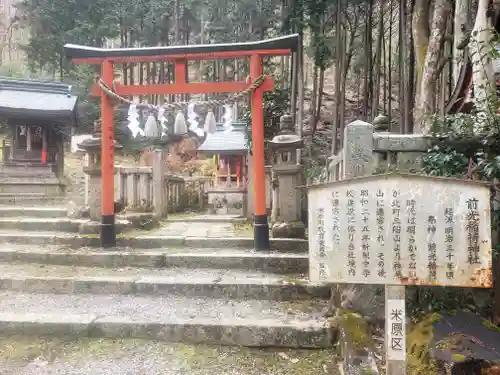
[307,121,492,375]
[386,285,406,373]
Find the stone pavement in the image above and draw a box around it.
[0,210,338,374]
[148,220,250,238]
[144,214,252,238]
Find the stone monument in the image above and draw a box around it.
[269,114,305,238]
[78,121,124,234]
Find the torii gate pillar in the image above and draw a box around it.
[250,54,269,249]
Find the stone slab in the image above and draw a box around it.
[0,291,331,348]
[0,313,96,336]
[0,218,82,233]
[373,133,433,152]
[0,271,328,300]
[164,214,247,223]
[0,206,68,218]
[79,220,130,235]
[0,248,309,273]
[90,317,332,348]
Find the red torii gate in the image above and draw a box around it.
[64,34,299,250]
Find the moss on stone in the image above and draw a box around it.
[481,319,500,333]
[282,276,309,285]
[452,353,467,362]
[340,311,370,350]
[0,336,339,375]
[407,312,442,375]
[79,234,99,238]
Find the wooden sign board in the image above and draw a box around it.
[308,174,492,288]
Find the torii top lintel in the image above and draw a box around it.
[64,34,299,64]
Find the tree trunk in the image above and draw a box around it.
[408,0,416,133]
[453,0,469,84]
[310,65,318,116]
[332,1,343,155]
[372,2,383,117]
[470,0,495,121]
[312,67,325,132]
[414,0,450,133]
[412,0,430,111]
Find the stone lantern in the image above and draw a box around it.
[372,113,390,132]
[78,121,122,222]
[268,114,305,238]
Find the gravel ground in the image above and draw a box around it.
[0,292,327,324]
[0,337,340,375]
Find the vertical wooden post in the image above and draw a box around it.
[250,54,269,250]
[9,127,14,160]
[341,120,407,374]
[26,126,31,152]
[41,126,47,164]
[100,60,116,247]
[153,149,166,218]
[386,285,407,375]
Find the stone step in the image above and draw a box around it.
[0,193,64,205]
[0,291,331,348]
[0,231,308,252]
[0,218,84,232]
[0,182,62,195]
[0,206,68,218]
[0,263,327,301]
[0,244,309,273]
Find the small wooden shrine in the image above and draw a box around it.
[0,78,78,199]
[197,121,249,215]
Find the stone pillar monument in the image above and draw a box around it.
[79,138,104,221]
[78,121,122,233]
[269,114,305,238]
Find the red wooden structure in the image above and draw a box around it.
[64,34,299,249]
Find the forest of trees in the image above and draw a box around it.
[2,0,500,165]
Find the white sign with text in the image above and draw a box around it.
[308,174,492,287]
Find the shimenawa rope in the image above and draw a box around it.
[94,74,266,112]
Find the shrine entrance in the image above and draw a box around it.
[64,35,299,249]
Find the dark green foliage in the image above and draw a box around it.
[423,108,500,182]
[241,88,290,154]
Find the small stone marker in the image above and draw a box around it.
[307,172,492,375]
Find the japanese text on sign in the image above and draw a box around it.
[387,298,406,361]
[308,174,492,288]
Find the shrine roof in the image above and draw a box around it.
[197,122,249,155]
[0,78,77,119]
[64,34,299,61]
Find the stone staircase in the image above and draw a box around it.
[0,205,83,233]
[0,163,64,204]
[0,205,131,235]
[0,212,332,353]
